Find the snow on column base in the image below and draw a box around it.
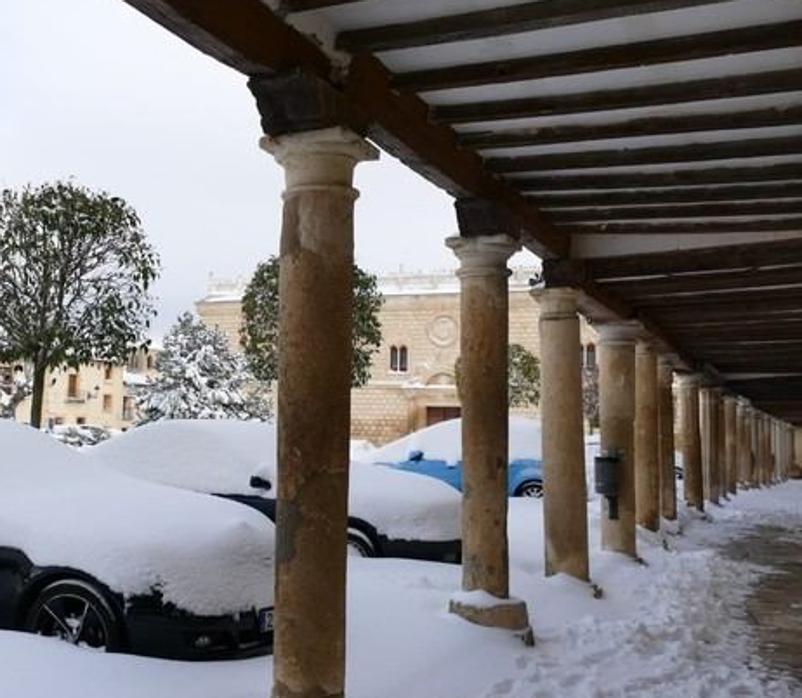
[448,590,534,645]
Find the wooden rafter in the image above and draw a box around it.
[336,0,729,52]
[433,68,802,124]
[561,219,802,235]
[460,106,802,149]
[488,135,802,173]
[394,20,802,92]
[548,200,802,222]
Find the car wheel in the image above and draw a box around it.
[347,528,376,557]
[517,480,544,498]
[24,579,122,651]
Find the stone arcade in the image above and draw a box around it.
[119,2,801,696]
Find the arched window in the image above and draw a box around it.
[586,343,596,369]
[390,345,409,373]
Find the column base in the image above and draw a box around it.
[449,591,533,644]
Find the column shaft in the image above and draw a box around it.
[635,342,659,531]
[678,374,703,511]
[263,127,378,698]
[657,357,676,521]
[538,288,589,580]
[598,323,638,556]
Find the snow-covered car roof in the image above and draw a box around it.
[0,421,274,616]
[88,420,461,543]
[369,416,543,465]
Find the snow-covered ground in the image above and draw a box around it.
[2,480,800,698]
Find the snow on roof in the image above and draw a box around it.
[0,420,274,616]
[369,416,543,465]
[88,419,460,543]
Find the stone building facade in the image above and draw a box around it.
[197,269,598,446]
[6,347,159,430]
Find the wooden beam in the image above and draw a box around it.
[279,0,358,12]
[337,0,728,53]
[516,163,802,191]
[395,20,802,92]
[587,238,802,279]
[529,183,802,208]
[563,218,802,235]
[549,200,802,222]
[122,0,568,258]
[602,266,802,296]
[460,106,802,149]
[433,68,802,125]
[636,286,802,309]
[650,302,802,320]
[489,135,802,173]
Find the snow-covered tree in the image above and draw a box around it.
[582,364,600,433]
[136,313,271,423]
[0,365,31,420]
[0,181,159,427]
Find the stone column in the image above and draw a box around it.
[715,389,727,499]
[598,322,639,556]
[678,374,704,511]
[723,396,736,495]
[446,234,529,633]
[261,127,378,698]
[699,387,720,504]
[698,387,710,501]
[635,341,659,531]
[538,288,589,581]
[736,399,749,487]
[749,409,759,487]
[657,356,676,521]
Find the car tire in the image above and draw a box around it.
[24,579,123,651]
[516,480,544,498]
[347,527,376,557]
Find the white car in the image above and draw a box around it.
[0,420,274,659]
[87,420,462,562]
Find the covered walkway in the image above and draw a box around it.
[118,1,802,695]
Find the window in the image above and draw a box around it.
[390,345,409,373]
[122,396,134,421]
[67,374,79,399]
[146,354,154,370]
[585,343,596,369]
[76,417,86,426]
[103,394,113,412]
[104,363,113,380]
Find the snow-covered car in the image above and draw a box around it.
[0,420,274,660]
[370,417,545,497]
[50,424,111,447]
[86,420,462,562]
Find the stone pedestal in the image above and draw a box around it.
[447,234,530,633]
[635,342,659,531]
[598,322,639,557]
[262,127,378,698]
[537,288,588,580]
[678,374,704,511]
[657,357,676,520]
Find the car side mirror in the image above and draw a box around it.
[249,475,272,491]
[408,449,424,462]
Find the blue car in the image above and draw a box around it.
[370,417,544,498]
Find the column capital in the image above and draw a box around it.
[676,371,702,387]
[446,234,520,278]
[596,320,641,346]
[533,287,579,320]
[260,126,379,190]
[657,353,679,370]
[723,394,739,405]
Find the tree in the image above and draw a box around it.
[0,365,31,420]
[0,182,159,427]
[582,364,600,433]
[240,256,383,388]
[454,343,541,408]
[136,313,271,423]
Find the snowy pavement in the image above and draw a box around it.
[2,481,801,698]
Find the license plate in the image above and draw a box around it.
[258,608,274,633]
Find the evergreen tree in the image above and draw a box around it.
[582,364,600,433]
[136,313,271,423]
[0,181,159,427]
[240,256,383,388]
[454,343,541,408]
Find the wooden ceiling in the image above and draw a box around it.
[123,0,802,423]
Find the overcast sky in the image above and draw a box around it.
[1,0,534,336]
